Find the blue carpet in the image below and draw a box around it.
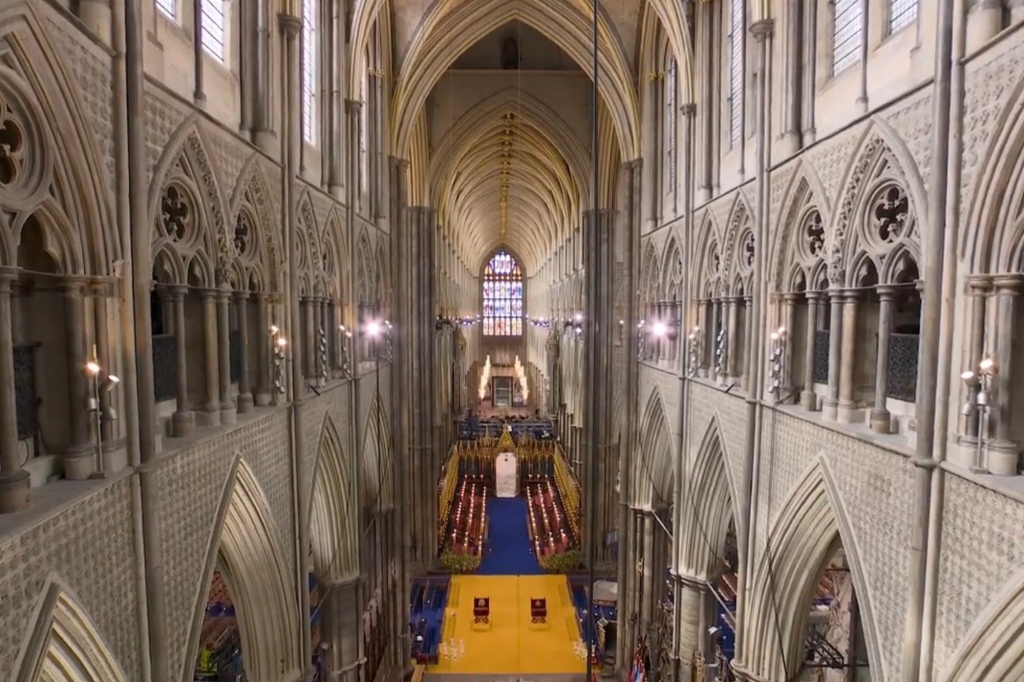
[478,496,543,575]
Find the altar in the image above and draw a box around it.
[495,451,518,498]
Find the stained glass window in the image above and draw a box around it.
[482,250,523,337]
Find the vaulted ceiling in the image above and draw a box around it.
[350,0,697,275]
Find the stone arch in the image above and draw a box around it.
[183,456,301,682]
[0,4,118,274]
[229,154,281,291]
[742,458,884,682]
[680,417,740,578]
[13,578,128,682]
[827,122,926,287]
[374,241,389,308]
[362,391,395,510]
[356,229,374,304]
[148,118,229,283]
[770,163,831,289]
[695,228,724,299]
[637,0,696,104]
[296,190,320,297]
[309,415,359,582]
[321,209,346,300]
[944,566,1024,681]
[724,194,754,295]
[389,0,639,159]
[660,234,683,301]
[633,387,673,510]
[640,240,661,305]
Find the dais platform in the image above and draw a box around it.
[428,575,585,675]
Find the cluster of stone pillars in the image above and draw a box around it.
[959,274,1022,475]
[318,576,365,682]
[0,272,128,511]
[694,296,752,390]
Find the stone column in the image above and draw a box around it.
[675,574,706,682]
[235,293,253,412]
[304,297,316,379]
[0,270,30,512]
[252,0,274,150]
[255,293,272,406]
[169,286,193,436]
[92,284,116,448]
[741,296,753,390]
[822,292,843,421]
[989,275,1022,475]
[961,278,990,437]
[697,299,709,376]
[192,0,205,105]
[782,293,798,398]
[837,291,860,423]
[641,512,655,627]
[801,292,821,411]
[711,300,722,381]
[312,296,324,385]
[725,298,740,380]
[217,288,236,425]
[870,287,895,433]
[63,279,94,479]
[321,576,363,681]
[199,290,222,427]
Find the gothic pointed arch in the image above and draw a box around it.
[0,5,119,274]
[13,578,128,682]
[389,0,639,159]
[296,189,320,297]
[356,229,374,305]
[944,566,1024,681]
[481,247,525,337]
[321,208,346,300]
[362,391,394,510]
[309,415,359,582]
[724,193,755,296]
[228,154,281,292]
[183,456,302,682]
[741,458,884,682]
[148,118,229,287]
[680,418,740,579]
[637,0,696,104]
[633,387,673,509]
[770,162,831,289]
[963,69,1024,272]
[374,241,389,309]
[660,234,683,302]
[827,122,926,288]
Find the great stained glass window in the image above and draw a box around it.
[482,250,523,336]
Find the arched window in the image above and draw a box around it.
[482,250,523,337]
[200,0,226,61]
[301,0,317,143]
[728,0,745,147]
[888,0,918,34]
[832,0,863,75]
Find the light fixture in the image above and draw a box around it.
[84,348,119,479]
[339,325,353,378]
[687,326,702,377]
[769,327,787,399]
[961,356,997,471]
[270,326,287,403]
[366,320,381,337]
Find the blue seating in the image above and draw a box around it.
[409,577,449,664]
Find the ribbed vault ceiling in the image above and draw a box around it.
[430,89,589,273]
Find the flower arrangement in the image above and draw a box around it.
[440,549,481,573]
[538,548,582,573]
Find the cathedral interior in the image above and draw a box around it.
[1,0,1024,681]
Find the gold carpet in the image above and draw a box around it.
[427,575,585,674]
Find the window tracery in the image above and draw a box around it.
[482,250,523,337]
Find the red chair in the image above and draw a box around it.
[530,598,547,623]
[473,597,490,623]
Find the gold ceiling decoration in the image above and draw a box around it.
[499,112,516,237]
